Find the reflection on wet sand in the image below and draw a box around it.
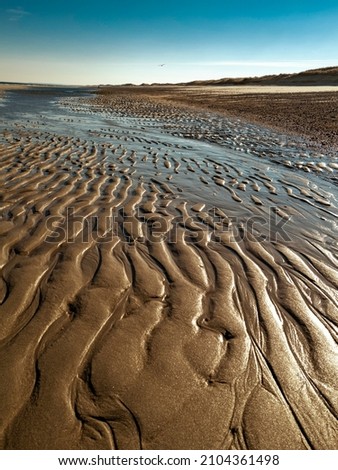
[0,89,337,449]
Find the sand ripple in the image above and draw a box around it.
[0,90,337,450]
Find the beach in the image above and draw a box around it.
[0,86,337,450]
[97,85,338,152]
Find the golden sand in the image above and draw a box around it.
[0,88,337,449]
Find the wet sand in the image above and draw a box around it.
[0,88,337,450]
[98,85,338,152]
[0,84,28,94]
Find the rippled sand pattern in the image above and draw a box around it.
[0,90,337,450]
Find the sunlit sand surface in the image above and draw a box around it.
[0,87,337,449]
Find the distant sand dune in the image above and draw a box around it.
[97,85,338,152]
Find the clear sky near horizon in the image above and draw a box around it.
[0,1,338,85]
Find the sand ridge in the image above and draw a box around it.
[0,89,337,449]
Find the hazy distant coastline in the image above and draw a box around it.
[2,66,338,89]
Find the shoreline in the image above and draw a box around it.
[0,87,337,450]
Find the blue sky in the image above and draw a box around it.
[0,1,337,84]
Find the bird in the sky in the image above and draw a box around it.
[158,64,165,67]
